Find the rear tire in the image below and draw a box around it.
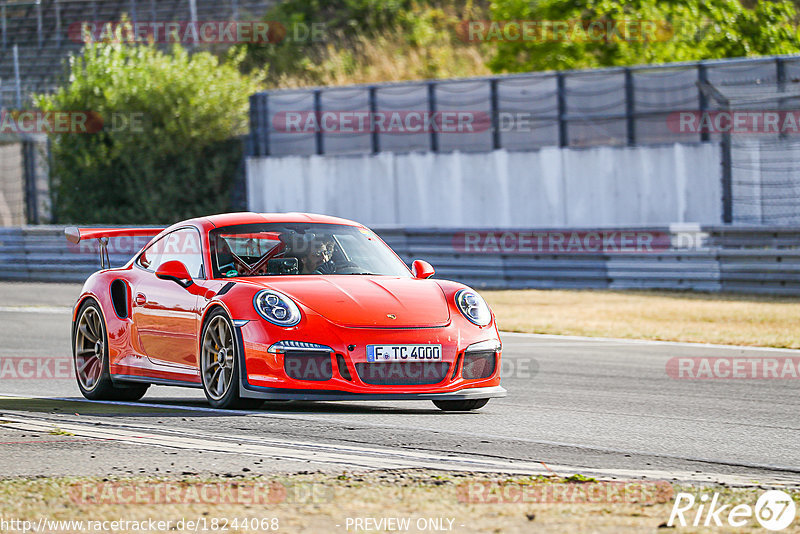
[200,308,263,410]
[73,299,149,401]
[432,398,489,412]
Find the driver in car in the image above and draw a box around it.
[299,236,336,274]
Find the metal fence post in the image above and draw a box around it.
[232,136,249,212]
[55,0,62,48]
[47,136,56,223]
[721,128,733,224]
[13,44,21,108]
[556,72,568,147]
[2,4,7,51]
[777,57,787,140]
[697,63,710,143]
[37,0,43,48]
[249,93,269,157]
[129,0,138,24]
[624,68,635,145]
[313,89,324,155]
[369,86,379,154]
[22,141,39,224]
[490,78,500,150]
[428,82,438,152]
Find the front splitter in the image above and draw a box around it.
[239,384,507,401]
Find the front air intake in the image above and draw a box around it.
[355,362,450,385]
[283,351,333,381]
[462,351,496,379]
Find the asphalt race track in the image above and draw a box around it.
[1,282,798,486]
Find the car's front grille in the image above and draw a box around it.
[355,362,450,385]
[462,351,496,379]
[284,351,333,381]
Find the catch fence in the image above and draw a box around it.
[249,54,800,226]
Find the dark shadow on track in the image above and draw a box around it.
[0,397,481,417]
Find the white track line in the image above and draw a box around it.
[0,403,796,486]
[2,392,799,480]
[0,413,551,474]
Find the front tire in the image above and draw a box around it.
[73,299,149,401]
[200,309,262,410]
[432,399,489,412]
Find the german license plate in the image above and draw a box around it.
[366,344,442,362]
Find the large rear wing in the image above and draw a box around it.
[64,226,164,269]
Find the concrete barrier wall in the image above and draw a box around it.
[0,143,25,226]
[246,143,722,227]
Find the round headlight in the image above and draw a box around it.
[455,289,492,326]
[254,290,301,327]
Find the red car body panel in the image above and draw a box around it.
[70,213,506,401]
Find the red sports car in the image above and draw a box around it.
[65,213,506,411]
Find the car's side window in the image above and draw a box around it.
[137,237,165,271]
[136,228,204,279]
[156,228,205,279]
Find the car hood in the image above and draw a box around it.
[244,276,451,328]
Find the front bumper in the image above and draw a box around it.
[234,320,505,401]
[238,384,507,401]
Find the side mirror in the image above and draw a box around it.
[412,259,435,279]
[156,260,193,288]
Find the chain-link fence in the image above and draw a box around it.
[249,54,800,226]
[0,0,276,109]
[250,55,800,157]
[697,66,800,225]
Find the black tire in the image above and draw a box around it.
[73,298,149,401]
[432,398,489,412]
[200,308,263,410]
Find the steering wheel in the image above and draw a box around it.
[334,262,363,274]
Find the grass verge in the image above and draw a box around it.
[0,471,797,533]
[483,289,800,349]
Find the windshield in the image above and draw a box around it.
[209,223,411,278]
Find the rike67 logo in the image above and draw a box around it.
[668,490,796,531]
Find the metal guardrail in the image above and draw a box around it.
[1,225,799,295]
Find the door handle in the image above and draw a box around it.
[135,293,147,306]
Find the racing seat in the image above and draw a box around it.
[212,237,237,277]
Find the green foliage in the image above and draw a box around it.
[563,474,597,483]
[488,0,800,72]
[240,0,409,81]
[35,42,264,224]
[240,0,491,87]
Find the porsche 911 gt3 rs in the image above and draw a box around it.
[66,212,506,411]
